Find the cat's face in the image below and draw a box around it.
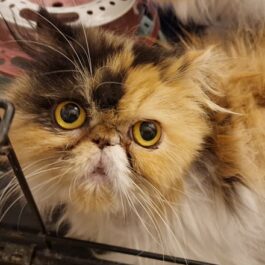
[5,10,221,215]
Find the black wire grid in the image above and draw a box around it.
[0,99,217,265]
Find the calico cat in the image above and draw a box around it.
[1,9,265,265]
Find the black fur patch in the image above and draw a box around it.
[158,5,206,43]
[191,136,245,210]
[36,9,75,41]
[88,36,124,71]
[132,40,185,69]
[132,43,171,67]
[7,8,125,75]
[47,204,70,237]
[92,69,125,109]
[132,43,163,66]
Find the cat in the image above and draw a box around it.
[1,9,265,265]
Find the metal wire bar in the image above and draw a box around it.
[0,99,48,235]
[0,228,217,265]
[0,100,14,146]
[50,236,218,265]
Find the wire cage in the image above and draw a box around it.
[0,1,218,264]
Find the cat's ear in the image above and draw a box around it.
[34,8,75,43]
[165,47,227,112]
[6,8,75,58]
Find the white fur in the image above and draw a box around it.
[57,170,265,265]
[102,145,133,194]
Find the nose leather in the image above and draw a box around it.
[90,124,120,149]
[92,137,111,149]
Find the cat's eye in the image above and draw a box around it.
[54,101,86,129]
[132,121,161,148]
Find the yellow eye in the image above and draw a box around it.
[132,121,161,148]
[54,101,86,130]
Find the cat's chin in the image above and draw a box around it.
[87,164,109,182]
[70,181,114,213]
[89,172,108,181]
[70,161,117,213]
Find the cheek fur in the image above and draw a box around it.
[8,114,84,207]
[9,112,82,150]
[128,115,210,203]
[126,118,210,202]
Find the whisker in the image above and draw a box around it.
[69,0,93,76]
[0,169,13,180]
[16,201,27,230]
[0,178,18,207]
[37,168,72,203]
[129,191,165,250]
[40,69,80,76]
[0,194,24,224]
[128,159,211,202]
[122,190,160,246]
[1,39,79,70]
[95,81,124,90]
[132,181,188,262]
[32,10,86,74]
[26,165,64,180]
[118,190,126,221]
[125,167,189,261]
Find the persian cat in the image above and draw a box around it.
[1,9,265,265]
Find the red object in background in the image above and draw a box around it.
[0,0,160,78]
[0,20,31,77]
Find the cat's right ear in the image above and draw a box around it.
[35,8,75,44]
[5,8,75,58]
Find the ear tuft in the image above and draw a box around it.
[35,8,74,40]
[4,8,76,71]
[164,46,233,113]
[36,8,55,29]
[185,48,236,113]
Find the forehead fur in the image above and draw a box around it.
[7,9,189,118]
[5,9,227,147]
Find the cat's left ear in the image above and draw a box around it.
[164,47,227,111]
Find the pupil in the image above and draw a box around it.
[140,122,157,141]
[60,103,80,123]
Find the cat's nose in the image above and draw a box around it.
[92,137,112,149]
[90,125,120,149]
[92,136,120,149]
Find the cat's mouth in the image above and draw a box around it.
[89,161,108,181]
[92,165,105,175]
